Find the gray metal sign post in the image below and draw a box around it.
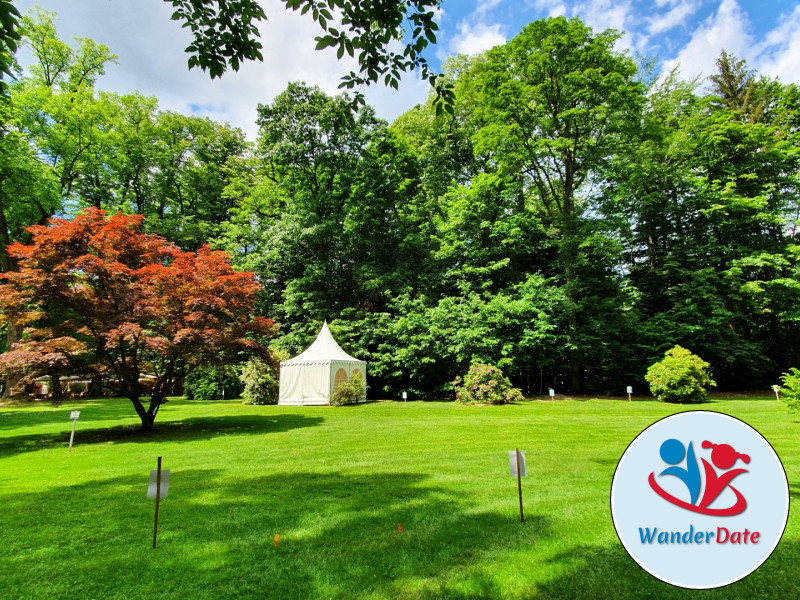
[148,457,170,548]
[68,411,80,452]
[509,449,527,522]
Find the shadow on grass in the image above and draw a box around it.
[0,469,551,599]
[3,465,797,599]
[0,414,324,458]
[533,540,800,600]
[789,485,800,501]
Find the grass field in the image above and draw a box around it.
[0,395,797,599]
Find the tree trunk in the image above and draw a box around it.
[130,394,156,431]
[49,373,64,402]
[88,375,105,397]
[569,363,583,395]
[1,322,26,399]
[561,212,583,394]
[0,190,29,400]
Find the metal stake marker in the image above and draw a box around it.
[153,456,162,549]
[68,411,80,452]
[516,448,524,523]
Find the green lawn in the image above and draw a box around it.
[0,396,797,599]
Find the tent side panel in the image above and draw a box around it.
[350,362,367,403]
[302,362,331,405]
[278,363,332,405]
[278,363,302,405]
[329,361,367,403]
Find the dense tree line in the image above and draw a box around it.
[2,10,799,398]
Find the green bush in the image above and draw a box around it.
[184,365,243,401]
[331,372,366,406]
[240,357,280,405]
[780,368,800,412]
[645,345,716,403]
[453,363,524,405]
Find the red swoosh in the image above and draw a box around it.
[648,472,747,516]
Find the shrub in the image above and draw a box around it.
[645,345,716,404]
[331,372,367,406]
[453,363,524,405]
[184,365,243,401]
[780,368,800,412]
[240,357,280,405]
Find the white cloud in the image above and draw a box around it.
[573,0,634,33]
[14,0,429,140]
[647,0,703,35]
[571,0,637,52]
[361,65,431,123]
[660,0,752,83]
[446,21,507,56]
[476,0,504,15]
[528,0,568,18]
[752,5,800,85]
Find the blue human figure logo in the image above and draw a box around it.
[659,438,701,505]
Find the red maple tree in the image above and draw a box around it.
[0,208,276,430]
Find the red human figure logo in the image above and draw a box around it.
[698,441,750,512]
[648,439,751,516]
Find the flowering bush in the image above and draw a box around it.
[240,357,280,405]
[331,372,366,406]
[645,345,716,403]
[453,363,523,405]
[780,367,800,412]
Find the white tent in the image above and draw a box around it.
[278,321,367,406]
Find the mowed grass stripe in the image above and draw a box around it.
[0,397,797,599]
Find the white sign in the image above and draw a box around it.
[147,470,171,499]
[772,385,780,393]
[627,386,633,395]
[70,411,80,420]
[402,392,407,401]
[509,451,527,477]
[548,388,555,397]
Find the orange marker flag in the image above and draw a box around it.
[274,533,281,547]
[397,522,403,533]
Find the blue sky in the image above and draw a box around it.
[426,0,799,80]
[15,0,800,141]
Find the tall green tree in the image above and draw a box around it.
[606,63,800,387]
[465,17,645,391]
[13,8,118,207]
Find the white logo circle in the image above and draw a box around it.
[611,411,789,589]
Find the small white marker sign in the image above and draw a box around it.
[509,450,527,477]
[402,391,408,401]
[68,411,80,452]
[626,386,633,395]
[147,469,171,499]
[773,385,780,393]
[548,388,555,398]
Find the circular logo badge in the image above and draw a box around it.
[611,411,789,589]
